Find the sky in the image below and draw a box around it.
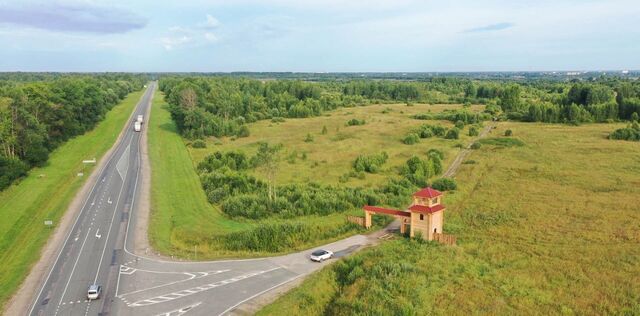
[0,0,638,72]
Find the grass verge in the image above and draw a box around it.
[0,90,143,310]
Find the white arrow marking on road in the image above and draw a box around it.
[108,197,112,204]
[95,229,101,239]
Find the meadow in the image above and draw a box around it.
[147,91,486,259]
[0,90,143,310]
[259,122,640,315]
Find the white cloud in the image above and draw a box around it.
[200,14,220,29]
[160,14,222,50]
[204,32,218,42]
[161,35,192,50]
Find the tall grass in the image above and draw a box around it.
[260,122,640,315]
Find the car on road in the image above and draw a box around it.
[87,284,102,300]
[134,121,141,132]
[310,249,333,262]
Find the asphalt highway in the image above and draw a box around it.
[28,82,373,316]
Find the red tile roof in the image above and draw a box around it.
[413,187,442,198]
[408,204,445,214]
[363,205,410,217]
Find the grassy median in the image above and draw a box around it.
[0,90,144,311]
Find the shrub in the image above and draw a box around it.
[353,152,388,173]
[455,120,465,129]
[431,178,457,191]
[191,139,207,148]
[505,129,513,136]
[632,112,639,122]
[416,124,446,138]
[347,119,366,126]
[0,156,29,190]
[237,125,251,137]
[403,133,420,145]
[304,133,314,142]
[321,125,328,134]
[445,128,460,139]
[401,155,442,187]
[271,117,286,123]
[609,123,640,141]
[470,142,481,149]
[468,126,479,137]
[462,160,476,164]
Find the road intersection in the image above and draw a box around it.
[28,82,382,316]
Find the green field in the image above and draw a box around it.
[147,92,485,259]
[259,122,640,315]
[0,90,143,310]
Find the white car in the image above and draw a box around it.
[310,249,333,262]
[87,284,101,300]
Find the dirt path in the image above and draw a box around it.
[443,123,496,178]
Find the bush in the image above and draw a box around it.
[609,123,640,141]
[468,126,479,136]
[353,152,388,173]
[321,125,328,134]
[304,133,314,142]
[191,139,207,148]
[470,142,481,149]
[455,120,465,129]
[504,129,513,136]
[403,133,420,145]
[401,155,442,187]
[271,117,286,123]
[445,128,460,139]
[0,156,29,190]
[237,125,251,137]
[431,178,457,191]
[632,112,639,122]
[347,119,366,126]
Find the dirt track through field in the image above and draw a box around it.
[443,123,496,178]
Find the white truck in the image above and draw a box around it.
[137,115,144,124]
[134,121,141,132]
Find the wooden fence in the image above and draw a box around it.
[346,215,365,227]
[433,233,457,246]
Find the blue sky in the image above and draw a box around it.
[0,0,638,72]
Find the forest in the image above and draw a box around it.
[0,74,146,190]
[159,76,640,141]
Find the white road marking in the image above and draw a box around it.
[57,228,92,308]
[128,268,281,307]
[118,269,229,297]
[116,143,130,180]
[95,229,101,239]
[93,136,133,285]
[155,302,202,316]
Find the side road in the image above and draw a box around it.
[4,90,149,316]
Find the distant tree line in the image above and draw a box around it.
[0,74,146,190]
